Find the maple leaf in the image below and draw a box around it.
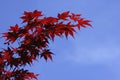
[2,32,18,43]
[70,13,81,21]
[33,10,43,18]
[21,11,33,23]
[77,18,92,30]
[49,31,55,41]
[40,49,53,61]
[9,24,19,32]
[21,10,42,23]
[26,72,39,80]
[55,22,76,39]
[58,11,69,20]
[46,17,57,25]
[3,50,11,60]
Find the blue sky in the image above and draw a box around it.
[0,0,120,80]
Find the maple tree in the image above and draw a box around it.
[0,10,91,80]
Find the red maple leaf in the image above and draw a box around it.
[70,13,81,21]
[58,11,69,20]
[9,24,19,32]
[33,10,43,18]
[77,18,92,29]
[40,49,53,61]
[21,11,33,23]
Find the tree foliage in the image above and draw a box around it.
[0,10,91,80]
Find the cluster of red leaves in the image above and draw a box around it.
[0,10,91,80]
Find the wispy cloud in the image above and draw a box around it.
[65,44,120,65]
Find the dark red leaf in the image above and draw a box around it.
[40,50,53,61]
